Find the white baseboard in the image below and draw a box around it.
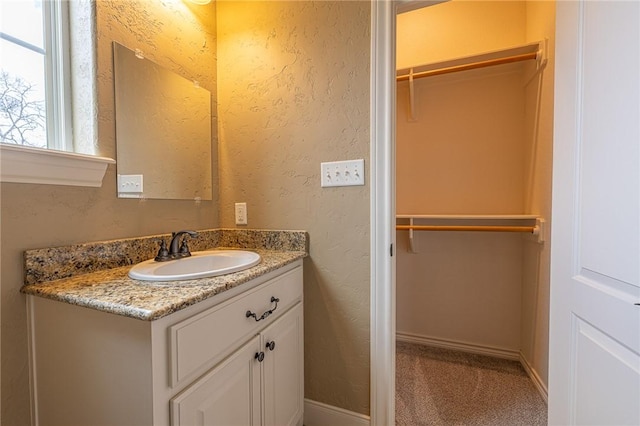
[519,353,549,403]
[303,399,370,426]
[396,332,520,360]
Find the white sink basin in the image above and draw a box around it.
[128,250,261,282]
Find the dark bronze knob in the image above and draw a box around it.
[266,341,276,351]
[255,352,265,362]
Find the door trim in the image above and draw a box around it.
[370,2,454,424]
[370,1,396,425]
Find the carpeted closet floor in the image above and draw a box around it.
[396,341,547,426]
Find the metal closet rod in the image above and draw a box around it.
[396,52,538,82]
[395,225,536,233]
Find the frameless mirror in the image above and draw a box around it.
[113,42,213,200]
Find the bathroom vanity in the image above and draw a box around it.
[22,229,306,426]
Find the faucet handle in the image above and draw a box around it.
[154,239,171,262]
[179,239,192,257]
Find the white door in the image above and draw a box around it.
[549,1,640,425]
[262,303,304,426]
[170,335,262,426]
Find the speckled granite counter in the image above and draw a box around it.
[21,229,307,321]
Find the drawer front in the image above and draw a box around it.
[169,266,302,387]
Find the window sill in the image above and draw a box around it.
[0,144,115,187]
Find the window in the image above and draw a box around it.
[0,1,112,187]
[0,0,71,151]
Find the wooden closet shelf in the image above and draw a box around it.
[396,214,538,220]
[396,52,537,82]
[396,216,546,252]
[396,225,536,233]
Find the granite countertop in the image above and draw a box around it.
[22,249,305,321]
[21,229,308,321]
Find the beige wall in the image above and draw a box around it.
[397,0,526,69]
[217,1,371,415]
[397,231,525,351]
[0,2,218,423]
[396,64,527,214]
[395,0,554,392]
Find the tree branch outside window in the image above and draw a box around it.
[0,70,46,147]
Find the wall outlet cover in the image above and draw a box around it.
[235,202,248,225]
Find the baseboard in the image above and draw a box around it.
[303,399,370,426]
[396,332,520,360]
[519,352,549,403]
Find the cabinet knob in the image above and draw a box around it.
[266,341,276,351]
[255,352,265,362]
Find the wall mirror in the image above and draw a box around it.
[113,42,213,200]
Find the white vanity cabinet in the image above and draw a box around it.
[27,260,304,426]
[171,304,303,426]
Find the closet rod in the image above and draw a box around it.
[396,225,536,233]
[396,52,538,82]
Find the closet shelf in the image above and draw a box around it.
[396,40,548,120]
[396,225,536,233]
[396,52,537,82]
[396,215,545,252]
[396,214,538,220]
[396,41,545,82]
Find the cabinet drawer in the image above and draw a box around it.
[169,266,302,387]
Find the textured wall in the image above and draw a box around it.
[0,2,217,423]
[217,1,371,415]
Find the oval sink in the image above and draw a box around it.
[128,250,261,282]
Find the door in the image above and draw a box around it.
[262,303,304,426]
[170,335,262,426]
[549,1,640,425]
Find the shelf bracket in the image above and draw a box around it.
[526,39,548,86]
[408,218,417,253]
[408,68,416,121]
[533,218,545,244]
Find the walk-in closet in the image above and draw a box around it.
[395,2,554,424]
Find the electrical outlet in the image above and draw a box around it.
[320,159,365,187]
[235,202,247,225]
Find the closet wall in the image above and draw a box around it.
[396,0,554,393]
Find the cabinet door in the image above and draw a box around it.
[262,303,304,426]
[171,335,262,426]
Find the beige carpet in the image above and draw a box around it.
[396,341,547,426]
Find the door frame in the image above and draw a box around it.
[369,1,396,424]
[370,2,448,424]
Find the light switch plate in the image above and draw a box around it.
[117,174,143,194]
[321,159,365,187]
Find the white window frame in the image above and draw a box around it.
[43,0,73,151]
[0,0,114,187]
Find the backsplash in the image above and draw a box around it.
[24,229,307,286]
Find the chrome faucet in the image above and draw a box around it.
[155,230,199,262]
